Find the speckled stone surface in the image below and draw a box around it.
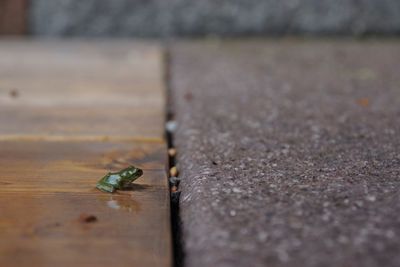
[30,0,400,36]
[170,39,400,267]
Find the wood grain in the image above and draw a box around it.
[0,140,171,267]
[0,0,27,35]
[0,140,168,192]
[0,41,165,139]
[0,41,171,267]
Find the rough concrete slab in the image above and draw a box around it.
[171,39,400,267]
[30,0,400,36]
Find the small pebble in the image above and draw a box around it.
[170,166,178,177]
[166,120,177,133]
[169,176,181,186]
[168,148,177,157]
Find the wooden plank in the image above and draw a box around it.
[0,0,27,35]
[0,140,171,267]
[0,41,165,139]
[0,106,163,140]
[0,41,171,267]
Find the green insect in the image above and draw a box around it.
[96,166,143,193]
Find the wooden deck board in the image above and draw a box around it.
[0,0,27,35]
[0,40,165,139]
[0,141,170,267]
[0,41,170,267]
[0,106,163,139]
[0,192,170,267]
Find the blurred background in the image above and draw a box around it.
[1,0,400,37]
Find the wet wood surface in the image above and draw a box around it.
[0,41,171,267]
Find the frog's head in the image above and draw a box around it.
[120,165,143,179]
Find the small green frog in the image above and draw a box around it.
[96,166,143,193]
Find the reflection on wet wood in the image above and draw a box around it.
[0,193,170,267]
[0,141,171,267]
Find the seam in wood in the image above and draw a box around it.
[0,135,164,143]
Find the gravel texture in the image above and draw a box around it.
[30,0,400,36]
[170,39,400,267]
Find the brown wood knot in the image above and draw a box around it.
[78,213,98,223]
[9,88,19,98]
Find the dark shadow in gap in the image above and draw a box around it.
[164,47,184,267]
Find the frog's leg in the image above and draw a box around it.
[96,182,116,193]
[117,180,131,189]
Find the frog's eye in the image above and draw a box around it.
[129,168,139,174]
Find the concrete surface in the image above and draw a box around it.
[30,0,400,36]
[171,39,400,267]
